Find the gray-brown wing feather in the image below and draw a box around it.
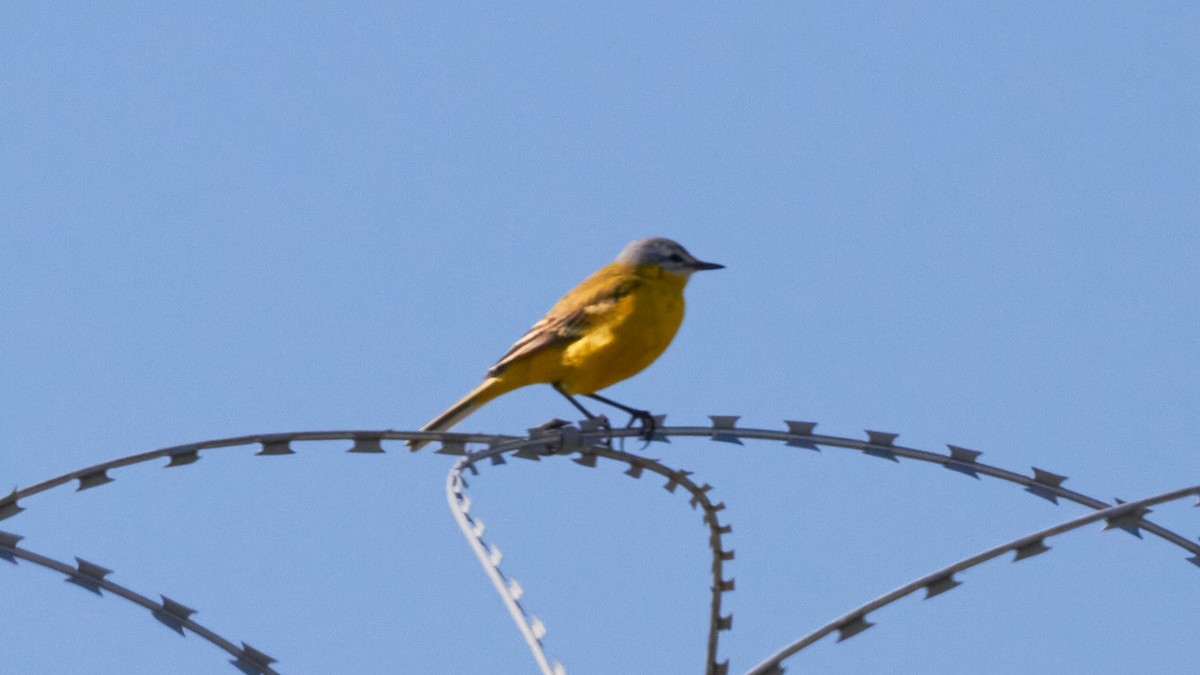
[485,277,639,378]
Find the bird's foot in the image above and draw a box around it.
[623,409,657,449]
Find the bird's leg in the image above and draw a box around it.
[583,392,657,445]
[553,384,612,447]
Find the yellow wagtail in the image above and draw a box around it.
[409,237,723,450]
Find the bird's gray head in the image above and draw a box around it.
[614,237,724,276]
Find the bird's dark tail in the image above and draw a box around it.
[408,377,515,451]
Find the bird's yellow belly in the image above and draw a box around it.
[558,288,684,395]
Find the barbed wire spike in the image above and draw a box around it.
[530,617,547,641]
[66,557,113,595]
[1013,538,1051,561]
[922,574,961,599]
[256,438,294,456]
[153,595,198,636]
[435,440,468,456]
[76,470,114,491]
[347,434,385,454]
[1025,468,1068,504]
[944,445,983,479]
[0,490,24,522]
[862,431,900,462]
[708,416,742,444]
[1103,499,1150,538]
[689,484,715,509]
[232,642,277,675]
[649,414,670,443]
[835,615,874,642]
[783,421,819,451]
[0,530,23,563]
[166,449,201,467]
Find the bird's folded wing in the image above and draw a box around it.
[485,273,640,378]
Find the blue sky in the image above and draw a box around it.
[2,3,1198,673]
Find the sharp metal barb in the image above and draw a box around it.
[947,445,983,463]
[231,642,278,675]
[256,439,294,456]
[153,595,198,636]
[1102,502,1150,538]
[923,574,961,599]
[513,447,547,461]
[577,416,609,433]
[76,470,114,491]
[862,446,900,462]
[1024,468,1068,504]
[507,579,524,601]
[784,420,819,450]
[862,430,900,462]
[944,445,982,478]
[864,430,898,446]
[347,434,385,454]
[1013,539,1051,561]
[0,530,22,564]
[649,414,670,443]
[708,416,743,444]
[66,557,113,595]
[0,489,23,521]
[166,450,201,467]
[835,615,874,642]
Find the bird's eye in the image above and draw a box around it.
[668,254,683,263]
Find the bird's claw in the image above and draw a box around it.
[623,409,656,450]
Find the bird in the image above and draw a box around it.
[408,237,723,451]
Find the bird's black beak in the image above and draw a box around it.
[691,260,724,271]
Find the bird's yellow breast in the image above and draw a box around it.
[557,265,687,395]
